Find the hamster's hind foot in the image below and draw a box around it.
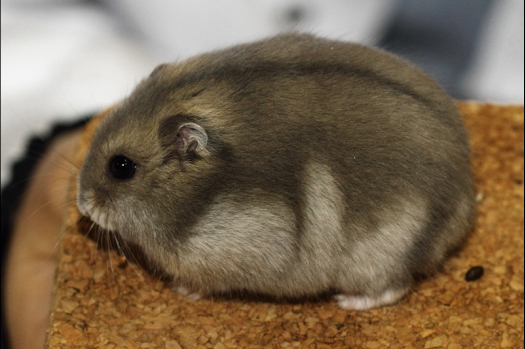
[335,288,409,310]
[174,285,203,301]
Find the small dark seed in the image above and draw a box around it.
[465,266,484,281]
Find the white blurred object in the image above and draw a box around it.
[104,0,395,60]
[1,3,161,186]
[461,0,524,103]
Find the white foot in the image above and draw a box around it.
[174,285,203,301]
[335,288,408,310]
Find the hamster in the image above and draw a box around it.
[77,33,475,310]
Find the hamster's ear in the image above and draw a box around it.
[175,123,209,160]
[149,63,169,78]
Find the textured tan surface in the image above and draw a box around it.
[46,102,524,349]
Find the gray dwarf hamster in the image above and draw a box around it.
[77,33,474,310]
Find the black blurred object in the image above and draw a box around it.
[465,266,485,282]
[378,0,494,99]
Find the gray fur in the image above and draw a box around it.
[77,33,475,310]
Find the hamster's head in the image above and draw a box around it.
[77,65,228,251]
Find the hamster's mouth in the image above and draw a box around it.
[83,208,117,232]
[77,195,116,232]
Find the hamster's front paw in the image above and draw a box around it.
[174,285,204,301]
[335,288,409,310]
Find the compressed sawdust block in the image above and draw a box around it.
[46,102,524,349]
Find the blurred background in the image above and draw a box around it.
[1,0,524,187]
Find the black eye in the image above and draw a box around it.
[109,155,137,180]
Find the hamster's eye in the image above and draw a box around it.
[109,155,137,180]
